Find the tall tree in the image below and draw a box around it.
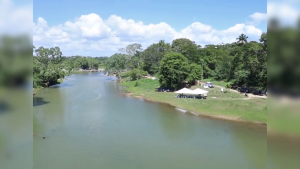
[236,33,248,45]
[171,38,199,63]
[158,52,190,89]
[105,53,127,77]
[34,46,65,87]
[186,63,203,84]
[119,43,143,60]
[143,40,171,74]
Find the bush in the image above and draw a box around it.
[226,83,231,89]
[120,71,130,78]
[129,69,148,81]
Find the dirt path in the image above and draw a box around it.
[211,84,267,99]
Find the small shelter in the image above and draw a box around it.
[175,88,193,94]
[192,88,209,95]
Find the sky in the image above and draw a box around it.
[3,0,299,56]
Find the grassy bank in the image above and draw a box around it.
[120,78,267,123]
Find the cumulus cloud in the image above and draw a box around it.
[106,15,176,42]
[33,13,264,56]
[64,13,111,39]
[249,12,267,25]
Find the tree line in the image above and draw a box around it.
[33,46,108,88]
[105,33,267,90]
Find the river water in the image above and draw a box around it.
[33,72,267,169]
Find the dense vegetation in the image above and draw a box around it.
[33,46,108,88]
[105,33,267,90]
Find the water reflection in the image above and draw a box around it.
[33,97,49,107]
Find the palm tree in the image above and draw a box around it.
[236,34,248,45]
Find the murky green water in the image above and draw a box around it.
[33,73,267,169]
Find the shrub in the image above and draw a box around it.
[129,69,148,81]
[226,83,231,89]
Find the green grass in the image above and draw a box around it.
[202,78,232,87]
[120,78,267,123]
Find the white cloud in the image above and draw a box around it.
[63,13,111,39]
[245,25,262,36]
[249,12,267,24]
[33,13,263,56]
[176,23,262,45]
[106,15,176,41]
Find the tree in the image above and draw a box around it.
[260,33,267,51]
[126,51,144,70]
[129,69,148,81]
[198,45,224,78]
[187,63,203,84]
[158,52,190,89]
[119,43,143,59]
[231,41,264,87]
[171,38,199,63]
[105,53,127,77]
[236,33,248,45]
[74,57,89,69]
[143,40,171,74]
[34,46,66,87]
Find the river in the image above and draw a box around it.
[33,72,267,169]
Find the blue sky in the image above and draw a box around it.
[34,0,267,32]
[32,0,270,56]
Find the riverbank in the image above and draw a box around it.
[33,78,63,95]
[120,78,267,124]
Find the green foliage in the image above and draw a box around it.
[129,69,148,81]
[226,83,231,89]
[158,52,190,89]
[33,46,66,87]
[171,38,199,63]
[143,40,171,74]
[105,53,127,76]
[120,72,130,78]
[119,43,143,59]
[236,33,248,45]
[186,63,202,84]
[126,51,144,70]
[101,33,267,89]
[134,81,139,87]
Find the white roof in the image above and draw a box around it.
[175,88,193,94]
[192,88,209,94]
